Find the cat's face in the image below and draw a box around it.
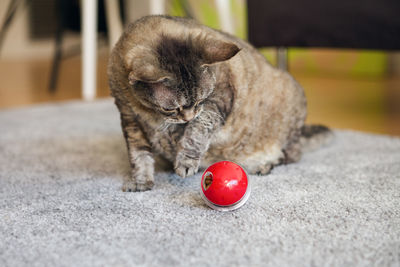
[133,64,216,124]
[127,35,239,124]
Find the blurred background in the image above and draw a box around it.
[0,0,399,136]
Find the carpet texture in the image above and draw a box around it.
[1,99,399,267]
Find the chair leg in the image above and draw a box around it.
[49,22,63,92]
[82,0,98,101]
[0,0,23,54]
[277,47,288,71]
[215,0,235,34]
[149,0,166,14]
[104,0,123,50]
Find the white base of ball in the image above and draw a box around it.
[200,178,251,212]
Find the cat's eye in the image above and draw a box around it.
[195,99,205,107]
[160,107,177,113]
[183,100,203,109]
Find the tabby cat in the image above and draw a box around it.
[108,15,331,192]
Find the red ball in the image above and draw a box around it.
[200,161,251,211]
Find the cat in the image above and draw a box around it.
[108,15,331,192]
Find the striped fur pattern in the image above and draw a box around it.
[108,15,329,192]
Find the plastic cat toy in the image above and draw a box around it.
[200,161,250,211]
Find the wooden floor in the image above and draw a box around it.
[1,49,399,136]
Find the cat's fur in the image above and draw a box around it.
[108,15,331,192]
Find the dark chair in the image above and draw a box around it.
[0,0,110,92]
[49,0,110,92]
[247,0,400,70]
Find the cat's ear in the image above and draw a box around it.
[201,40,240,65]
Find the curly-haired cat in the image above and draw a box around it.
[108,15,331,192]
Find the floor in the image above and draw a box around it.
[0,48,399,136]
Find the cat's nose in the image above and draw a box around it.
[182,109,195,122]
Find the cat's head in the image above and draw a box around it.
[126,34,240,124]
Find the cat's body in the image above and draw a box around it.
[108,15,330,191]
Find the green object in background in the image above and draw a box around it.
[289,49,387,77]
[169,0,220,28]
[259,48,276,65]
[197,1,220,29]
[352,51,387,77]
[170,0,246,37]
[169,0,186,17]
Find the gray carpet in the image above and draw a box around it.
[1,99,399,267]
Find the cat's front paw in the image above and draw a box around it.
[174,154,200,178]
[122,174,154,192]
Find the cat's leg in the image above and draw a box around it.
[243,140,302,175]
[250,126,304,175]
[255,164,273,175]
[246,138,302,175]
[240,144,284,175]
[118,106,155,192]
[174,106,224,178]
